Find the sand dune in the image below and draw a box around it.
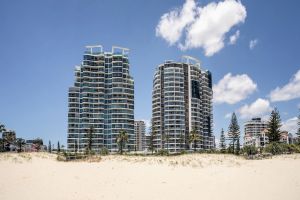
[0,153,300,200]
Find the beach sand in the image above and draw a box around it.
[0,153,300,200]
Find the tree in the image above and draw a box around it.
[267,108,281,142]
[0,139,4,152]
[86,127,94,154]
[116,130,128,154]
[0,123,6,133]
[228,113,240,154]
[179,130,185,150]
[33,138,43,151]
[162,133,170,152]
[0,124,5,152]
[74,139,78,154]
[148,121,156,155]
[57,141,61,153]
[220,128,226,152]
[16,138,25,153]
[3,131,16,151]
[48,141,52,153]
[297,109,300,139]
[189,127,201,152]
[236,138,240,155]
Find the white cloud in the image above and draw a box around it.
[225,113,232,119]
[281,117,298,133]
[238,98,272,119]
[269,69,300,102]
[213,73,257,104]
[155,0,196,45]
[249,39,258,50]
[229,30,240,45]
[156,0,247,56]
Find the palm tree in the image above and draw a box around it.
[74,139,78,154]
[0,139,4,152]
[0,123,6,133]
[0,124,5,152]
[3,131,16,151]
[15,138,26,153]
[116,130,128,154]
[86,127,95,155]
[148,126,156,155]
[189,128,201,152]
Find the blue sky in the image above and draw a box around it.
[0,0,299,146]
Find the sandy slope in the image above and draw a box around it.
[0,153,300,200]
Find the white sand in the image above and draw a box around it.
[0,153,300,200]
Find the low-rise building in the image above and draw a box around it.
[244,129,294,148]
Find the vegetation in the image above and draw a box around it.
[100,147,109,155]
[116,130,128,154]
[148,122,156,155]
[267,108,281,142]
[0,139,4,152]
[156,149,169,156]
[219,128,226,153]
[74,140,78,154]
[228,113,240,154]
[189,127,201,152]
[57,141,60,153]
[0,123,6,133]
[85,127,95,155]
[241,145,258,156]
[48,141,52,153]
[0,123,6,152]
[297,109,300,144]
[264,142,300,155]
[15,138,25,153]
[161,133,170,152]
[33,138,43,151]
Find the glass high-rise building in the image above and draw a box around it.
[67,45,134,153]
[152,56,215,153]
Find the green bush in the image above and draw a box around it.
[156,149,169,156]
[286,144,300,153]
[241,145,258,156]
[264,143,300,155]
[100,147,109,155]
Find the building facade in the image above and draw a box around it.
[134,120,146,151]
[67,45,134,153]
[244,118,268,147]
[151,56,214,153]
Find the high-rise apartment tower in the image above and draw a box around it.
[67,45,134,153]
[152,56,214,153]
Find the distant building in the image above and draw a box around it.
[134,121,146,151]
[24,139,46,152]
[245,128,295,148]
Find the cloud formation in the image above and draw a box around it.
[156,0,247,56]
[229,30,240,45]
[213,73,257,104]
[155,0,196,45]
[269,69,300,102]
[281,117,298,133]
[238,98,272,119]
[249,39,258,50]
